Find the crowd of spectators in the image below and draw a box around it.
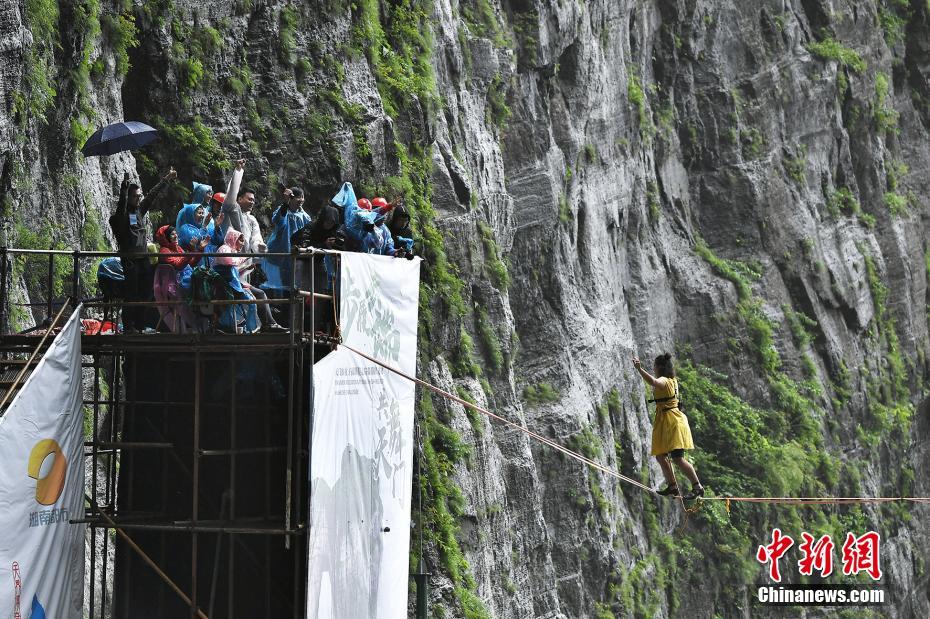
[101,161,414,334]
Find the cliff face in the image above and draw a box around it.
[3,0,930,616]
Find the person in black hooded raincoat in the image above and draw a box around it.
[292,205,342,332]
[385,202,414,258]
[110,167,175,332]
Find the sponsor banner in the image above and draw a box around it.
[339,252,420,373]
[307,254,420,618]
[0,307,85,618]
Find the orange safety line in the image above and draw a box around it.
[701,496,930,505]
[339,344,930,508]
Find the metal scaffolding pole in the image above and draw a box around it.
[191,350,201,619]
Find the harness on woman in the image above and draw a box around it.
[647,381,683,412]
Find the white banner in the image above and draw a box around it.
[307,254,421,618]
[0,307,85,619]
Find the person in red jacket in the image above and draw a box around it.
[155,226,203,268]
[153,225,200,332]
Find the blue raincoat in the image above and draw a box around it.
[178,263,194,292]
[262,203,311,291]
[192,224,226,270]
[97,257,126,299]
[190,182,212,205]
[215,292,258,332]
[97,257,125,282]
[396,236,414,253]
[331,181,377,243]
[176,182,214,249]
[361,213,395,255]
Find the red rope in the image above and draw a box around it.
[701,496,930,505]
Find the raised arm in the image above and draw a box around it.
[221,159,245,234]
[140,167,176,217]
[272,204,286,224]
[115,173,130,216]
[210,212,226,246]
[273,187,292,225]
[632,355,660,389]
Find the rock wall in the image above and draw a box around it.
[3,0,929,616]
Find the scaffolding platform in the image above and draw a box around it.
[0,247,339,618]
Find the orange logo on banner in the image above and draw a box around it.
[27,439,67,505]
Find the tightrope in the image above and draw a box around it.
[702,496,930,505]
[339,344,930,509]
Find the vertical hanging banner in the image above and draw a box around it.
[307,253,421,619]
[0,306,85,618]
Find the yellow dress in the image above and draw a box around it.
[650,377,695,456]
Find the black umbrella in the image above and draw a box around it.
[81,121,158,157]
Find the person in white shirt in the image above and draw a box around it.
[214,160,266,284]
[235,186,267,284]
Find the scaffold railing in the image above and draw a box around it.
[0,246,338,340]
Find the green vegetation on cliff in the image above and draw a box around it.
[17,0,60,128]
[860,251,914,447]
[100,9,139,77]
[874,72,900,135]
[878,0,909,46]
[350,1,491,615]
[694,239,826,452]
[806,37,865,73]
[478,222,510,290]
[415,393,490,619]
[627,74,655,141]
[353,0,437,118]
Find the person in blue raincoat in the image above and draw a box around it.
[360,212,395,255]
[262,186,311,292]
[176,182,215,248]
[331,181,369,247]
[331,181,401,254]
[178,181,213,218]
[332,182,407,257]
[198,212,227,269]
[97,257,126,300]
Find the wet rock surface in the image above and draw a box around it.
[2,0,929,616]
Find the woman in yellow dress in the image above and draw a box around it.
[632,353,704,499]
